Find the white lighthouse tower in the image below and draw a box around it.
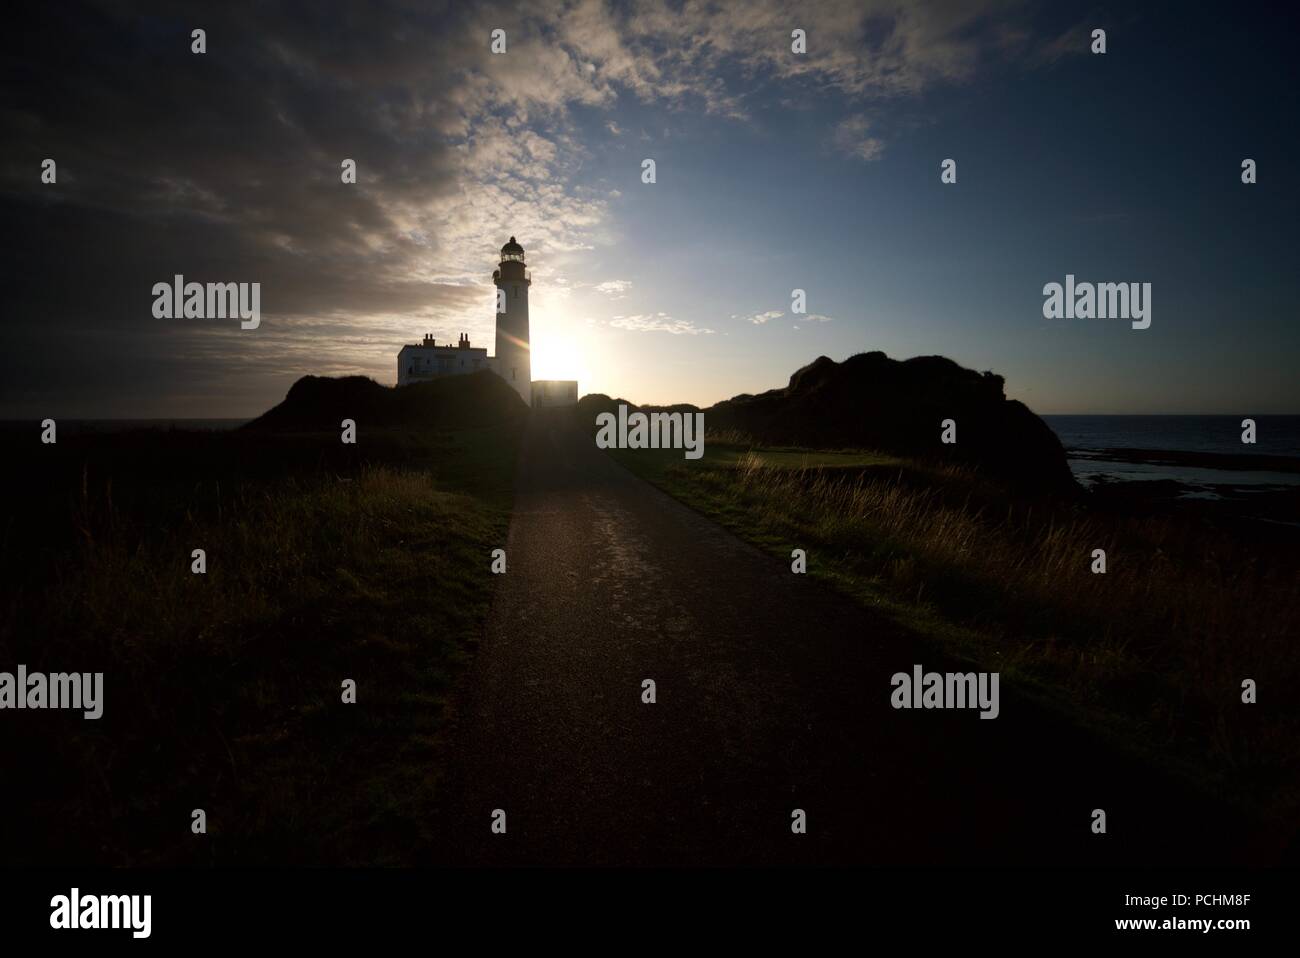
[397,236,577,406]
[492,236,531,405]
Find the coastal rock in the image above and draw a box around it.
[706,352,1075,493]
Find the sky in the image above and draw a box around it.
[2,0,1297,418]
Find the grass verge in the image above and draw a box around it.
[608,440,1300,830]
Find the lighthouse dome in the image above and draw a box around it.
[501,236,524,257]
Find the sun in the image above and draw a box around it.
[531,333,587,384]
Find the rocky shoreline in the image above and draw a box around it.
[1070,446,1300,535]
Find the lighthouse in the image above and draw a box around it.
[396,236,576,406]
[493,236,531,405]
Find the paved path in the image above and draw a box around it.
[431,411,1260,865]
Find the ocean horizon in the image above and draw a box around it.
[1041,414,1300,458]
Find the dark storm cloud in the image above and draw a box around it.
[0,0,490,413]
[4,1,476,292]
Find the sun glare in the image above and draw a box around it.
[531,333,587,385]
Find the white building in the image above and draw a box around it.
[397,333,489,386]
[397,237,579,407]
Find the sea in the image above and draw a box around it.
[1042,415,1300,491]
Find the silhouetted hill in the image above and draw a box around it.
[243,370,529,432]
[575,393,644,423]
[580,353,1075,494]
[711,352,1074,492]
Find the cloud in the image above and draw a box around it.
[610,313,713,335]
[833,115,886,161]
[736,309,830,326]
[1030,19,1097,67]
[558,0,1046,118]
[593,279,633,296]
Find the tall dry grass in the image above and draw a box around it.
[1,460,510,865]
[668,452,1300,816]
